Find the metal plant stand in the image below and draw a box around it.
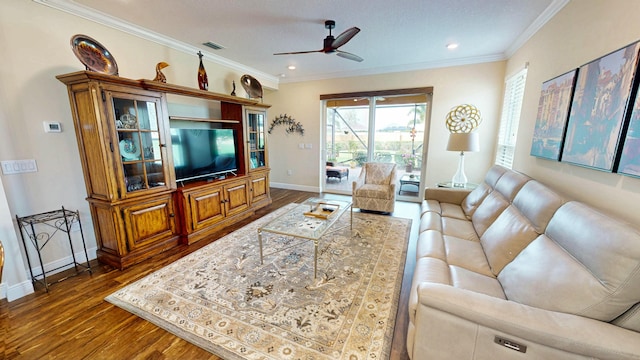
[16,206,92,292]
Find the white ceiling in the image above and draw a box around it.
[40,0,565,84]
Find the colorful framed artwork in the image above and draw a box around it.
[617,87,640,177]
[561,41,640,171]
[530,69,577,160]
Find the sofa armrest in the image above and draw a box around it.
[413,283,640,360]
[424,187,472,205]
[390,167,399,194]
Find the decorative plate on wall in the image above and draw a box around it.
[70,34,119,75]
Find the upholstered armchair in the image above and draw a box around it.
[352,162,398,213]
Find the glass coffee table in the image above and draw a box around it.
[257,198,352,278]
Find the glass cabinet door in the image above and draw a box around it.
[112,96,166,194]
[247,110,266,170]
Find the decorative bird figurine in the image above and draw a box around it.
[153,62,169,83]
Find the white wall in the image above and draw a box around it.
[507,0,640,224]
[265,61,506,191]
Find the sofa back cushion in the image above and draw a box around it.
[498,202,640,322]
[512,180,565,233]
[470,169,530,237]
[462,165,507,217]
[479,181,565,275]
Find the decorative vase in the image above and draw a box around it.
[405,164,413,173]
[197,51,208,91]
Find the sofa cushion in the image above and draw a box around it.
[419,212,442,233]
[512,180,565,233]
[612,303,640,332]
[499,202,640,322]
[354,183,392,200]
[449,265,506,299]
[420,199,441,217]
[461,182,491,218]
[442,217,479,242]
[444,237,493,276]
[480,205,539,275]
[470,191,510,237]
[440,203,467,220]
[493,169,530,201]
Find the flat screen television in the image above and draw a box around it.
[170,128,238,182]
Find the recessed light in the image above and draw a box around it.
[287,65,296,70]
[279,73,286,78]
[447,43,459,50]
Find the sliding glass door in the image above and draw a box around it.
[323,90,430,202]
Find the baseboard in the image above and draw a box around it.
[6,280,35,302]
[27,246,98,281]
[270,182,319,193]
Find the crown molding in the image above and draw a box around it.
[505,0,570,58]
[280,53,506,84]
[33,0,280,90]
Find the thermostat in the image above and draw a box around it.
[43,121,62,133]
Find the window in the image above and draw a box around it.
[495,67,528,168]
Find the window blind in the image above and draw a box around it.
[495,68,528,168]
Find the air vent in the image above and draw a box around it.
[203,41,225,50]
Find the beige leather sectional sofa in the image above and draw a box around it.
[408,165,640,359]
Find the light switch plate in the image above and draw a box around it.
[1,159,38,174]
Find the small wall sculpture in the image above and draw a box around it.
[268,114,304,135]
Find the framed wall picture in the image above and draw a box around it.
[561,41,640,171]
[530,69,577,160]
[617,87,640,177]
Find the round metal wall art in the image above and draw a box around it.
[446,104,482,133]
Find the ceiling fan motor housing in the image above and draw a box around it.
[324,20,336,30]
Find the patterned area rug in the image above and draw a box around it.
[106,204,411,359]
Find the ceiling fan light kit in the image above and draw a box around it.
[274,20,363,62]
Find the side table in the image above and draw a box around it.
[399,174,421,194]
[16,206,92,292]
[437,181,478,190]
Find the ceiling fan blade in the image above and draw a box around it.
[274,50,322,55]
[336,50,363,62]
[331,27,360,49]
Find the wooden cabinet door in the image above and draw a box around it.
[186,185,225,232]
[122,195,177,250]
[224,179,250,217]
[250,171,269,205]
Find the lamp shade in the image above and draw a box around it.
[446,132,480,152]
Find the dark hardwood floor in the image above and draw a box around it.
[2,188,419,359]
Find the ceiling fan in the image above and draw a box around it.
[274,20,363,62]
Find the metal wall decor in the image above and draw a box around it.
[445,104,482,133]
[268,114,304,135]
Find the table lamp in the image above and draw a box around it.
[447,132,479,188]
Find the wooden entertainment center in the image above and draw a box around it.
[57,71,271,269]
